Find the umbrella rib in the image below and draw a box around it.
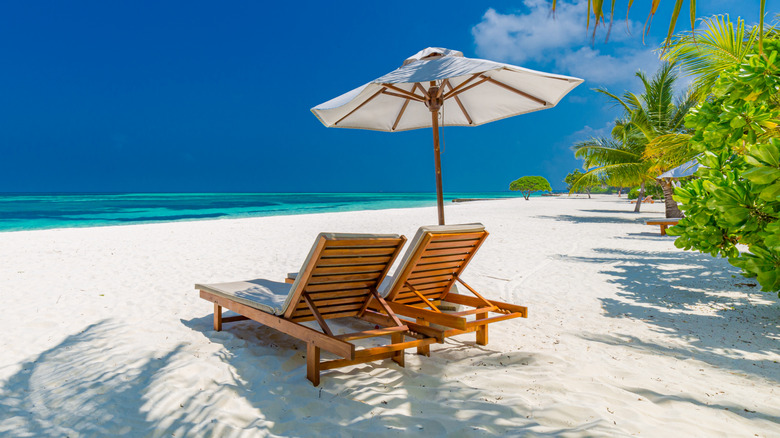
[444,81,473,125]
[413,83,428,97]
[441,73,482,100]
[382,90,423,101]
[443,77,489,101]
[483,77,549,106]
[334,87,386,126]
[382,83,425,101]
[436,79,450,98]
[392,98,410,131]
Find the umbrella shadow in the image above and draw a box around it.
[559,247,780,381]
[179,313,628,436]
[612,231,676,241]
[0,319,210,437]
[534,214,646,225]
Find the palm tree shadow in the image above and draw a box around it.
[180,313,622,436]
[560,247,779,381]
[0,319,205,436]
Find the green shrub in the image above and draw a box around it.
[669,39,780,295]
[509,176,552,200]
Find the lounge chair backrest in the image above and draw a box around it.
[282,233,406,321]
[383,224,488,303]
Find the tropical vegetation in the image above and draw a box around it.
[509,176,552,200]
[667,35,780,294]
[571,62,695,215]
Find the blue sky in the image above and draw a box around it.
[0,0,775,192]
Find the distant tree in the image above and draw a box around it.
[509,176,552,200]
[564,169,592,198]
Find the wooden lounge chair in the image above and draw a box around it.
[196,233,438,386]
[374,224,528,355]
[630,196,655,204]
[645,218,680,235]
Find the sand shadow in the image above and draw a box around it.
[178,313,625,436]
[0,320,211,437]
[560,247,779,382]
[534,214,646,224]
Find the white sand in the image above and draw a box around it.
[0,196,778,437]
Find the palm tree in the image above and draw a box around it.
[593,62,698,217]
[572,120,655,213]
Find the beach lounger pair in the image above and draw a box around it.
[195,224,528,385]
[630,196,656,204]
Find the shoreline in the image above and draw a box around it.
[0,191,535,234]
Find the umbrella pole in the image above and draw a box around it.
[431,109,445,225]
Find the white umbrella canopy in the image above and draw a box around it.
[311,47,584,223]
[657,157,701,179]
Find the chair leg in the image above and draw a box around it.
[416,319,431,356]
[307,342,320,386]
[213,303,222,331]
[660,224,667,236]
[391,332,404,367]
[476,312,488,345]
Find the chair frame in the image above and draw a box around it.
[376,229,527,355]
[197,234,439,386]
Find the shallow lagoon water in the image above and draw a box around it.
[0,192,531,232]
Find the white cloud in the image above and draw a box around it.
[556,46,660,85]
[569,120,614,141]
[472,1,661,86]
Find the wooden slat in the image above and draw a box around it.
[321,247,398,257]
[303,295,370,308]
[426,239,481,250]
[394,293,444,305]
[323,239,403,248]
[421,247,473,257]
[291,302,364,318]
[292,298,366,314]
[429,232,486,242]
[407,274,456,286]
[308,272,382,284]
[303,283,374,293]
[414,260,463,270]
[312,264,387,275]
[417,254,469,264]
[409,268,459,279]
[317,255,393,266]
[335,325,408,341]
[301,287,371,297]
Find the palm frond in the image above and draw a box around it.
[662,15,759,99]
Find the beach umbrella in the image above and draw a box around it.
[311,47,583,225]
[657,157,701,179]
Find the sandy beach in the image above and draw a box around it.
[0,196,777,437]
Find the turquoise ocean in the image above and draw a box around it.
[0,192,535,232]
